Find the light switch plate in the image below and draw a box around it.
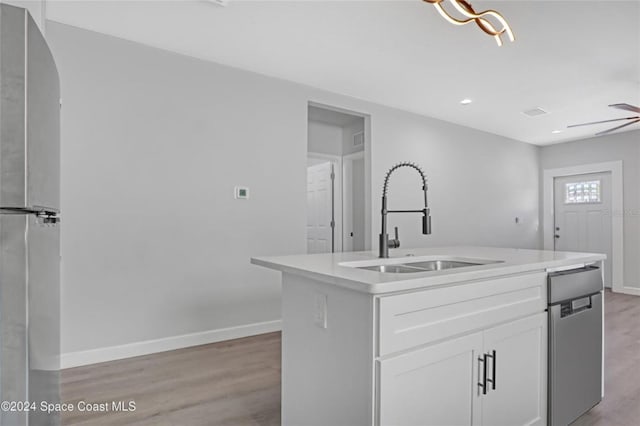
[314,293,328,329]
[234,186,249,199]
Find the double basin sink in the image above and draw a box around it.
[342,257,503,274]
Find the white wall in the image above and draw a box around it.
[1,0,44,33]
[48,23,305,357]
[540,130,640,289]
[367,109,541,251]
[47,22,541,360]
[307,120,343,156]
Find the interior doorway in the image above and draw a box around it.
[306,104,368,253]
[554,172,613,287]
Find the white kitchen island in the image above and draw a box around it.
[251,246,606,426]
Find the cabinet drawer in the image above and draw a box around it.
[378,272,546,356]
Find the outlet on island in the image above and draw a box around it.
[314,293,328,329]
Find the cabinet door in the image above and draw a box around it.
[379,332,483,426]
[482,313,547,426]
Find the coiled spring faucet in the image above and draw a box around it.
[379,162,432,258]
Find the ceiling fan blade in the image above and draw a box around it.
[609,103,640,113]
[568,116,639,128]
[595,119,640,136]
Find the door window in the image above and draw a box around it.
[565,180,601,204]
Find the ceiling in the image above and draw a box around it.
[45,0,640,146]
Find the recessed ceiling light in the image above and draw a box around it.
[551,130,563,134]
[460,99,473,105]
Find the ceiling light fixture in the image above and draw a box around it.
[460,99,473,105]
[551,130,563,134]
[423,0,515,47]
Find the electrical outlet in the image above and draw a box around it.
[314,293,328,329]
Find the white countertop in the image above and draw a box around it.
[251,246,606,294]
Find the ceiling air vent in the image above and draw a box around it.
[205,0,229,6]
[522,107,549,117]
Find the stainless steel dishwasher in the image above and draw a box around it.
[548,265,603,426]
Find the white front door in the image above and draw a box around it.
[554,172,612,287]
[307,162,334,254]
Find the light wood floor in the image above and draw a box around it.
[572,290,640,426]
[61,332,281,425]
[62,290,639,426]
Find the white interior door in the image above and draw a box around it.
[554,172,612,287]
[343,159,354,252]
[307,162,334,254]
[351,158,365,251]
[342,154,365,252]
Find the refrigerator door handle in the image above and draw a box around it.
[0,206,60,223]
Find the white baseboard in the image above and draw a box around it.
[619,286,640,297]
[61,319,282,369]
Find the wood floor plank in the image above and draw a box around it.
[62,290,639,425]
[572,290,640,426]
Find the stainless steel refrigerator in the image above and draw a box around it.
[0,4,61,426]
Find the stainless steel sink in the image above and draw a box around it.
[358,264,430,274]
[351,258,501,274]
[403,260,483,271]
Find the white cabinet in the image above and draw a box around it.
[379,332,483,426]
[378,272,547,356]
[276,270,549,426]
[482,313,547,426]
[379,313,547,426]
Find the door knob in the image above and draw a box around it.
[555,234,560,239]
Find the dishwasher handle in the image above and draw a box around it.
[559,293,599,318]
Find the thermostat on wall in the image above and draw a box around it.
[234,186,250,200]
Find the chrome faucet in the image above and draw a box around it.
[379,162,432,258]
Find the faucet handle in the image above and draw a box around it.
[389,227,401,249]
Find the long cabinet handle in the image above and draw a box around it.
[478,355,488,395]
[486,350,497,390]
